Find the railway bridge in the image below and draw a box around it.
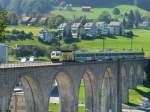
[0,59,147,112]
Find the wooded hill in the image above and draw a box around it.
[0,0,150,15]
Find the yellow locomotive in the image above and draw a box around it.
[50,50,75,62]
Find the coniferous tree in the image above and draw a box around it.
[134,10,141,27]
[0,6,8,43]
[127,10,135,28]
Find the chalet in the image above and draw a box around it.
[58,23,67,36]
[71,23,81,38]
[0,43,8,63]
[20,16,31,25]
[84,22,97,38]
[28,17,40,26]
[81,6,92,12]
[109,21,124,35]
[96,22,109,35]
[138,21,150,29]
[39,30,55,43]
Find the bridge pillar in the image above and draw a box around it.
[0,71,17,112]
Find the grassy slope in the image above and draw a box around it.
[6,26,150,58]
[62,29,150,57]
[52,5,150,19]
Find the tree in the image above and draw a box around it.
[63,24,73,43]
[123,17,127,28]
[0,6,8,43]
[98,11,111,23]
[113,8,120,15]
[48,15,65,28]
[134,10,141,27]
[80,16,87,25]
[58,1,67,10]
[126,10,135,28]
[7,12,18,25]
[47,16,56,28]
[55,15,65,26]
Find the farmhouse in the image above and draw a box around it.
[84,22,97,38]
[138,21,150,29]
[20,16,31,25]
[109,21,124,35]
[58,23,68,36]
[96,22,109,35]
[0,43,8,63]
[71,23,81,38]
[81,6,92,12]
[39,30,55,43]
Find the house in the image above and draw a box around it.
[109,21,124,35]
[39,17,48,26]
[81,6,92,12]
[28,17,39,26]
[20,16,32,25]
[83,22,97,38]
[71,23,81,38]
[96,22,109,36]
[138,21,150,29]
[58,23,67,36]
[39,30,55,43]
[0,43,8,63]
[64,4,73,11]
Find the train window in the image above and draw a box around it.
[51,52,56,56]
[56,51,62,56]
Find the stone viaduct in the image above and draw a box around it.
[0,59,147,112]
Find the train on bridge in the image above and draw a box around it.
[50,50,144,62]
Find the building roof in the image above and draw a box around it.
[81,6,92,9]
[0,43,8,47]
[96,22,106,27]
[58,23,67,30]
[109,21,122,26]
[22,16,31,22]
[72,23,81,28]
[84,22,94,28]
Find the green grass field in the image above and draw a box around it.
[52,5,150,19]
[62,29,150,57]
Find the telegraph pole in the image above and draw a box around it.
[102,35,105,51]
[131,38,133,50]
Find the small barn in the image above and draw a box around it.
[81,6,92,12]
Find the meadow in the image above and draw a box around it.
[6,26,150,59]
[52,5,150,19]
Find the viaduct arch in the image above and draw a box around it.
[0,59,146,112]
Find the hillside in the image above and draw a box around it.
[67,0,150,11]
[5,26,150,61]
[0,0,150,15]
[52,5,150,19]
